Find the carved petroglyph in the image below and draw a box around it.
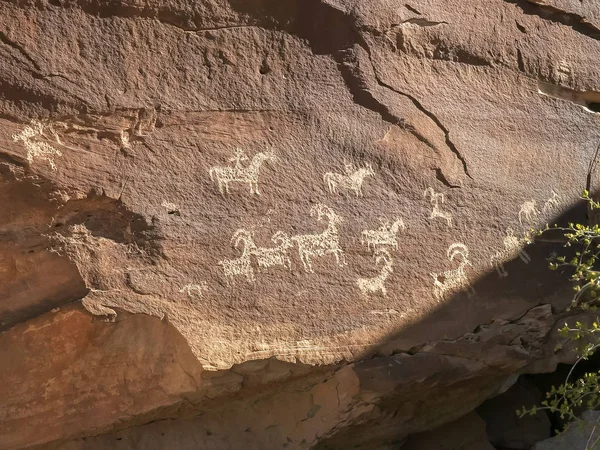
[253,231,293,271]
[542,190,560,214]
[361,218,405,254]
[218,229,255,283]
[518,200,540,225]
[490,228,531,278]
[12,120,63,170]
[209,148,275,195]
[291,204,346,273]
[424,187,453,228]
[357,250,393,297]
[324,162,375,197]
[179,282,208,297]
[431,243,475,301]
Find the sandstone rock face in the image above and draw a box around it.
[1,0,599,448]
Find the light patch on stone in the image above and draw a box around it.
[179,282,208,297]
[361,218,405,254]
[12,120,63,171]
[518,199,540,225]
[323,162,375,197]
[424,187,453,228]
[430,243,475,301]
[490,228,531,278]
[291,204,346,273]
[542,190,560,214]
[209,147,276,195]
[357,250,393,297]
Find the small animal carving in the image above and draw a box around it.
[519,200,540,225]
[431,243,475,301]
[218,229,256,283]
[291,204,346,273]
[357,250,394,297]
[490,228,531,278]
[324,162,375,197]
[252,230,293,271]
[424,187,453,228]
[542,190,560,214]
[361,218,405,253]
[209,148,276,195]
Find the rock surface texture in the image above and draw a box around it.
[1,0,600,448]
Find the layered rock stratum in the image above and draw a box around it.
[1,0,600,448]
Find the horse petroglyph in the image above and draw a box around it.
[361,218,405,254]
[324,162,375,197]
[209,148,276,195]
[424,187,453,228]
[291,204,346,273]
[230,229,293,272]
[542,190,560,214]
[12,120,63,170]
[490,228,531,278]
[519,200,540,225]
[431,243,475,301]
[357,250,394,297]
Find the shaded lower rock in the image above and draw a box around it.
[12,303,583,450]
[533,411,600,450]
[477,377,551,449]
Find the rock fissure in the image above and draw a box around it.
[504,0,600,41]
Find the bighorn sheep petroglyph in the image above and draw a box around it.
[357,250,394,297]
[431,243,475,301]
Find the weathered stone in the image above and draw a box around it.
[1,0,599,447]
[533,411,600,450]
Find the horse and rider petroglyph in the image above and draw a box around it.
[209,148,276,195]
[431,243,475,301]
[324,162,375,197]
[490,228,531,278]
[519,200,540,225]
[542,190,560,214]
[361,218,405,254]
[424,187,453,228]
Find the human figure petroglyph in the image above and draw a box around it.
[490,228,532,278]
[324,162,375,197]
[542,190,560,214]
[219,229,255,283]
[357,250,394,297]
[179,282,208,297]
[431,243,475,301]
[209,148,276,195]
[291,204,346,273]
[424,187,453,228]
[519,200,540,225]
[361,218,405,254]
[12,120,63,170]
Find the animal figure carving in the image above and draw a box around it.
[519,200,540,225]
[490,228,531,277]
[291,204,346,273]
[250,230,293,271]
[424,187,453,228]
[430,243,475,301]
[218,229,256,283]
[324,163,375,197]
[357,250,393,297]
[542,190,560,214]
[12,120,62,170]
[361,218,405,253]
[209,148,275,195]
